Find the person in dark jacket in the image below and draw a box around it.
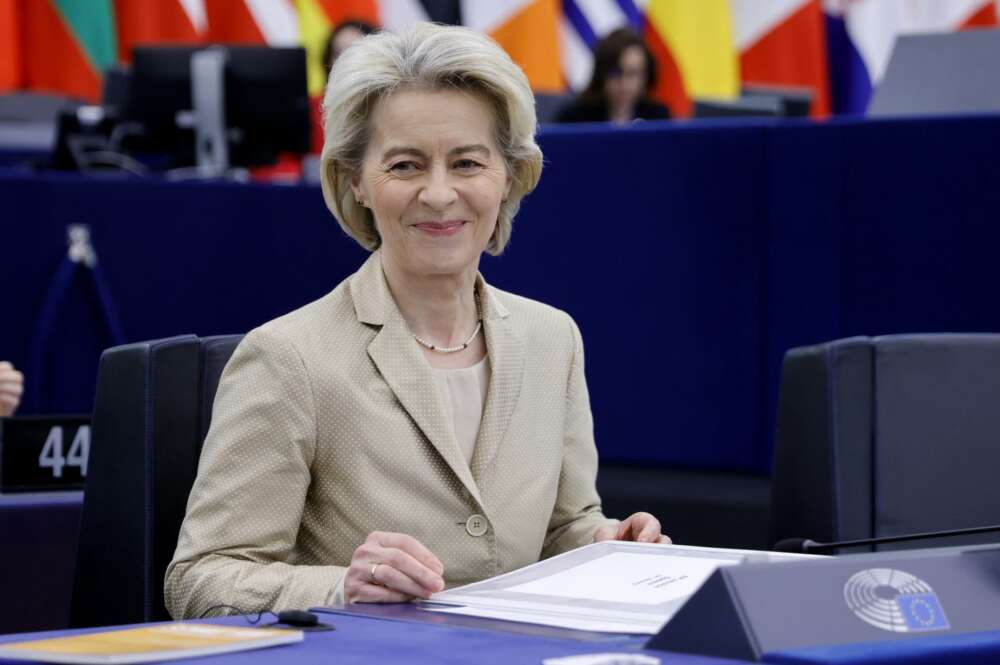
[556,28,671,124]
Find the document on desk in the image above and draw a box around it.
[0,624,302,664]
[421,541,812,634]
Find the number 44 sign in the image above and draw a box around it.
[0,416,91,492]
[39,425,89,479]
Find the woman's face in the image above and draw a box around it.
[604,45,647,110]
[352,88,511,279]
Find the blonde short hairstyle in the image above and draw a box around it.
[319,22,543,255]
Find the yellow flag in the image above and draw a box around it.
[646,0,739,99]
[295,0,334,97]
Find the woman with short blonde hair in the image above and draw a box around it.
[320,22,543,255]
[166,22,667,617]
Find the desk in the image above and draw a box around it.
[3,614,1000,664]
[0,492,82,634]
[0,615,739,664]
[766,630,1000,664]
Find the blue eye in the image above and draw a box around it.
[454,159,483,171]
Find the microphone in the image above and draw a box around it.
[774,523,1000,554]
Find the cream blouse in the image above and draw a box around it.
[432,356,491,465]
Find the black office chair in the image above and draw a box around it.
[770,334,1000,551]
[70,334,242,628]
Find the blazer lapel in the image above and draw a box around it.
[470,283,525,484]
[352,253,484,506]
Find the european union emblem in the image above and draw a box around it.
[898,593,950,632]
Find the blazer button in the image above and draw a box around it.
[465,514,488,537]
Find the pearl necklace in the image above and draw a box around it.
[412,293,482,354]
[412,320,482,353]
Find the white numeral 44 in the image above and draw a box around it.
[39,426,90,479]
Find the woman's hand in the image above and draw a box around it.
[345,531,445,603]
[0,362,24,417]
[593,512,671,544]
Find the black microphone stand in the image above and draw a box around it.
[775,523,1000,554]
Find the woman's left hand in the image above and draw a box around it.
[593,512,671,544]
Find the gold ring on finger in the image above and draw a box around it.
[369,562,381,584]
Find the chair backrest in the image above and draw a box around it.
[70,334,242,628]
[770,334,1000,550]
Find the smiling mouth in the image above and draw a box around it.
[412,221,466,236]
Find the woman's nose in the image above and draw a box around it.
[418,168,458,210]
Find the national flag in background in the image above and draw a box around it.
[114,0,206,63]
[203,0,299,45]
[0,0,21,92]
[558,0,621,93]
[824,0,998,114]
[645,0,739,117]
[295,0,379,153]
[1,0,117,102]
[731,0,830,117]
[297,0,379,96]
[560,0,740,118]
[372,1,564,92]
[4,0,1000,116]
[461,0,564,93]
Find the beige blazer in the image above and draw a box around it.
[164,251,616,619]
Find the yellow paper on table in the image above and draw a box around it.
[0,623,303,664]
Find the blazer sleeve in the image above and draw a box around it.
[164,328,345,619]
[540,317,618,558]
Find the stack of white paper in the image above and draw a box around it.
[422,541,813,634]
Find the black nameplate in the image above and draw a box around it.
[0,415,91,492]
[646,544,1000,661]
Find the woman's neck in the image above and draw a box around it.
[380,254,480,349]
[609,101,635,124]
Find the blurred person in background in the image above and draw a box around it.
[0,361,23,416]
[322,20,377,77]
[556,28,670,124]
[310,20,379,154]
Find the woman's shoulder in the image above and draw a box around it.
[486,287,583,370]
[486,286,578,338]
[241,277,362,356]
[554,99,608,124]
[636,99,671,120]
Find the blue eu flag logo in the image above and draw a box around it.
[897,593,950,632]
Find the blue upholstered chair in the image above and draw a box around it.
[770,334,1000,551]
[70,334,242,628]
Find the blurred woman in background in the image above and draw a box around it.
[322,20,377,75]
[556,28,670,124]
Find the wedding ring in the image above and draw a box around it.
[369,562,381,584]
